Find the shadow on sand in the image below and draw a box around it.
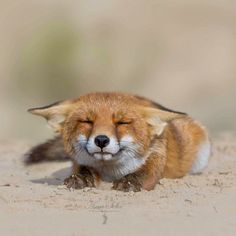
[31,167,71,186]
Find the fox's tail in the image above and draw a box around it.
[24,137,70,164]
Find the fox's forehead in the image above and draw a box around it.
[80,94,131,106]
[66,92,156,123]
[78,92,152,108]
[76,101,136,120]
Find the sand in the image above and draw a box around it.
[0,137,236,236]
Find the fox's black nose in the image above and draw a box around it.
[94,135,110,149]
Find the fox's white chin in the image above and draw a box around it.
[93,153,113,161]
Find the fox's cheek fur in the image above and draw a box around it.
[118,120,152,154]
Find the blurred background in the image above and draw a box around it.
[0,0,235,143]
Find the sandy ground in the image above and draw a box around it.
[0,137,236,236]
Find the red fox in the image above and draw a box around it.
[26,92,211,191]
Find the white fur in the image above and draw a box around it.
[86,136,120,155]
[73,135,144,181]
[190,139,211,174]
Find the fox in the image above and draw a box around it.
[25,92,211,192]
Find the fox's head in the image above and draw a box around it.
[29,93,186,180]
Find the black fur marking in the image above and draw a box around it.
[24,137,69,165]
[135,95,187,115]
[28,100,62,113]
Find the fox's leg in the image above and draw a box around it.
[64,162,100,189]
[112,153,166,192]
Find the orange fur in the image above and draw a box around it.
[163,118,209,178]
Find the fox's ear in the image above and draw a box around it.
[28,100,75,132]
[141,107,186,136]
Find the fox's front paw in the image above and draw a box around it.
[112,175,142,192]
[64,174,95,189]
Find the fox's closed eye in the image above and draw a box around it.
[116,120,132,125]
[79,120,93,124]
